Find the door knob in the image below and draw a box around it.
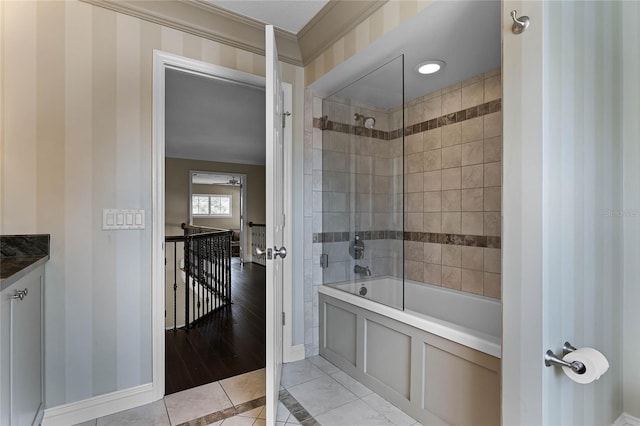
[273,246,287,259]
[255,247,266,256]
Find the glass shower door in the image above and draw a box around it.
[320,55,405,310]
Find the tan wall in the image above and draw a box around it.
[304,0,431,86]
[165,158,265,236]
[0,0,302,407]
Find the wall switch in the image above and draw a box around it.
[103,209,145,230]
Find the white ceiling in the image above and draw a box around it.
[205,0,329,33]
[165,68,266,165]
[166,0,500,163]
[313,0,501,108]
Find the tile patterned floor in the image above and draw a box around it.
[76,357,421,426]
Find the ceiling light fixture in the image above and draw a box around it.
[416,60,445,75]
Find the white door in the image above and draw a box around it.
[502,1,633,424]
[264,24,286,425]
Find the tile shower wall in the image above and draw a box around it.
[402,68,502,299]
[303,69,502,355]
[318,98,403,284]
[303,91,322,357]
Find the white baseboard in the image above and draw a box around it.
[615,412,640,426]
[42,383,156,426]
[284,344,305,363]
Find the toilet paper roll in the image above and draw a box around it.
[562,347,609,384]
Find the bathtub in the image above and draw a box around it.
[319,277,501,425]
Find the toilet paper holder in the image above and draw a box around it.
[544,342,586,374]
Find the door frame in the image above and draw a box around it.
[151,50,295,400]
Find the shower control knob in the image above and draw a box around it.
[273,246,287,259]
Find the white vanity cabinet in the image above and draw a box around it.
[0,265,44,426]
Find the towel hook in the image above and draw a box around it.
[510,10,530,34]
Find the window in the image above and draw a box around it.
[192,194,232,217]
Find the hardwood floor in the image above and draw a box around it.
[165,258,266,395]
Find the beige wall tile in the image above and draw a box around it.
[442,145,462,168]
[424,191,442,212]
[461,140,484,166]
[441,123,461,147]
[424,263,442,286]
[483,272,501,299]
[461,164,484,189]
[484,212,501,236]
[373,175,391,194]
[461,212,483,235]
[484,248,501,273]
[484,136,502,162]
[406,212,424,232]
[424,128,442,150]
[406,192,423,212]
[484,161,501,187]
[461,246,484,271]
[461,74,483,87]
[424,149,442,171]
[408,101,424,125]
[424,96,442,121]
[405,241,424,262]
[461,116,483,143]
[442,212,461,233]
[406,172,424,193]
[461,269,484,295]
[442,89,461,115]
[442,266,461,290]
[461,188,484,211]
[405,133,423,154]
[375,157,392,176]
[442,245,462,267]
[356,155,374,174]
[484,75,502,102]
[484,111,502,138]
[484,186,501,211]
[442,189,461,212]
[441,168,461,190]
[424,243,442,264]
[423,212,442,233]
[461,81,484,109]
[441,81,461,95]
[406,152,424,173]
[405,259,424,282]
[423,170,442,191]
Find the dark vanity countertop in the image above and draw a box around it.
[0,235,50,291]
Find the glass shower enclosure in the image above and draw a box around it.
[320,56,405,310]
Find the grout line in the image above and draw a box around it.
[173,395,266,426]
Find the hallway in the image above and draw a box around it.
[165,259,266,395]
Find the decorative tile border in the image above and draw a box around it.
[279,389,320,426]
[176,396,266,426]
[313,99,502,141]
[313,230,501,248]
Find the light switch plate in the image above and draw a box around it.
[103,209,145,230]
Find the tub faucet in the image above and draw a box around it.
[354,265,372,276]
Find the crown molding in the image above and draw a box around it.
[297,0,388,65]
[80,0,386,69]
[80,0,303,66]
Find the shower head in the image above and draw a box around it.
[354,113,376,129]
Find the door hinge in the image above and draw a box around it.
[282,111,291,129]
[282,213,286,228]
[282,312,285,326]
[320,253,328,268]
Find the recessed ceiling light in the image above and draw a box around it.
[417,60,445,75]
